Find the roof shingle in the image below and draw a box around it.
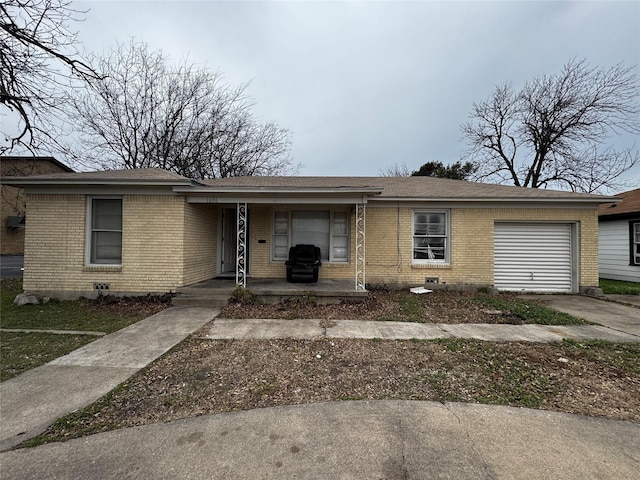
[201,176,614,201]
[598,188,640,218]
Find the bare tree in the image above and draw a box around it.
[462,59,640,192]
[379,162,411,176]
[0,0,98,154]
[65,40,297,178]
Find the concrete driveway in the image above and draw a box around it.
[1,400,638,480]
[531,295,640,338]
[0,255,23,279]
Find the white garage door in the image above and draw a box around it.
[494,223,573,293]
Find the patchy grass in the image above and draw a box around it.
[561,339,640,374]
[471,295,584,325]
[377,293,424,322]
[222,288,586,325]
[20,337,640,448]
[599,279,640,295]
[1,279,169,333]
[0,332,95,381]
[0,279,170,381]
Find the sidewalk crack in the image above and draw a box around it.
[442,403,498,479]
[398,418,409,480]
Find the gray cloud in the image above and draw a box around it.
[68,1,640,185]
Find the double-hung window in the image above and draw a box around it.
[272,210,349,262]
[632,222,640,266]
[413,210,449,263]
[88,198,123,265]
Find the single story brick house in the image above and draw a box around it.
[598,188,640,283]
[2,168,616,299]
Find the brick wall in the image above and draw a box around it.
[183,203,217,286]
[363,205,599,288]
[22,195,600,297]
[245,204,599,289]
[24,194,188,298]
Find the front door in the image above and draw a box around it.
[220,207,250,276]
[221,208,237,275]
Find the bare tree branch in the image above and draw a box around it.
[462,59,640,193]
[62,40,297,178]
[379,162,411,177]
[0,0,99,154]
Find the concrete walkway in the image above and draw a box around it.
[1,400,638,479]
[0,307,218,451]
[204,318,640,342]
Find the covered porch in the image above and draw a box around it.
[172,278,368,307]
[177,180,383,295]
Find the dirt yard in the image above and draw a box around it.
[21,288,639,448]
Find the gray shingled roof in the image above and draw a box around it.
[1,168,191,185]
[201,176,614,201]
[0,168,618,203]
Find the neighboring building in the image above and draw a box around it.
[1,156,73,254]
[1,168,615,299]
[598,188,640,283]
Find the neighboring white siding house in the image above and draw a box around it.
[598,188,640,283]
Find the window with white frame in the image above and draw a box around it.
[413,210,449,263]
[88,198,123,265]
[632,222,640,266]
[272,209,349,262]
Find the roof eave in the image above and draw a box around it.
[370,196,619,203]
[173,186,385,195]
[1,178,193,188]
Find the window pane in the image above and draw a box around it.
[414,212,445,236]
[273,235,289,259]
[332,235,348,260]
[333,212,348,235]
[274,211,288,235]
[93,199,122,230]
[292,211,330,261]
[92,231,122,264]
[413,237,445,260]
[634,223,640,243]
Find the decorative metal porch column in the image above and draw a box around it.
[236,203,247,288]
[355,203,366,291]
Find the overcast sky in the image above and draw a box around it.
[62,1,640,187]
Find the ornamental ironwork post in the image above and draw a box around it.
[236,203,247,288]
[355,203,366,291]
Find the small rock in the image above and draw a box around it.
[13,293,39,306]
[42,296,51,304]
[558,357,569,363]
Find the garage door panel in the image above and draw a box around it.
[494,223,573,293]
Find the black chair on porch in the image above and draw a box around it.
[285,244,322,283]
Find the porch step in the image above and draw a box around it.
[171,294,231,308]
